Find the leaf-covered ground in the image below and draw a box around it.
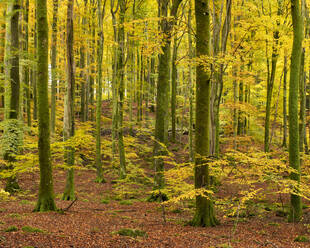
[0,168,309,248]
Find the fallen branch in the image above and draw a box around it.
[62,197,78,212]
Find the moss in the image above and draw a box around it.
[22,226,45,233]
[8,213,21,219]
[268,222,280,227]
[115,228,147,238]
[4,226,18,232]
[294,235,310,242]
[119,200,133,206]
[20,200,34,205]
[100,199,110,204]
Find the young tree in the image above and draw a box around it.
[117,0,126,179]
[192,0,218,227]
[95,0,106,183]
[288,0,303,223]
[34,0,57,211]
[50,0,59,134]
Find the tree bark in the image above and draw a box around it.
[288,0,303,223]
[62,0,76,201]
[192,0,218,227]
[50,0,58,134]
[34,0,56,211]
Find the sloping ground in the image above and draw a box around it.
[0,169,308,248]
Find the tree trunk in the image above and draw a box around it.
[171,37,178,143]
[188,1,194,162]
[117,0,126,179]
[288,0,303,223]
[50,0,58,134]
[95,0,106,183]
[282,55,288,147]
[192,0,218,227]
[34,0,57,211]
[153,0,182,190]
[4,0,21,193]
[62,0,76,201]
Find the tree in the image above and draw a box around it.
[3,0,21,193]
[117,0,126,179]
[50,0,59,134]
[264,0,282,153]
[63,0,76,201]
[192,0,218,227]
[153,0,182,190]
[95,0,106,183]
[288,0,303,223]
[34,0,57,211]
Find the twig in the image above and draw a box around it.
[62,197,78,212]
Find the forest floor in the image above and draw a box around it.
[1,101,310,247]
[0,162,309,248]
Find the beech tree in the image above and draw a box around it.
[3,0,21,193]
[50,0,59,134]
[288,0,303,223]
[63,0,76,201]
[153,0,182,190]
[192,0,218,227]
[34,0,56,211]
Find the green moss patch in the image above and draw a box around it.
[4,226,18,232]
[114,228,146,238]
[22,226,45,233]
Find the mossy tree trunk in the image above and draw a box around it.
[288,0,303,223]
[34,0,57,211]
[63,0,76,201]
[117,0,126,179]
[153,0,182,190]
[50,0,58,134]
[192,0,218,227]
[4,0,21,194]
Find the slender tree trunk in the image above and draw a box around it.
[95,0,106,183]
[111,2,118,161]
[288,0,303,223]
[117,0,126,179]
[23,0,31,127]
[188,1,194,162]
[63,0,76,201]
[33,12,37,121]
[299,48,305,153]
[282,55,288,147]
[171,37,178,143]
[80,0,88,122]
[50,0,58,134]
[34,0,56,211]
